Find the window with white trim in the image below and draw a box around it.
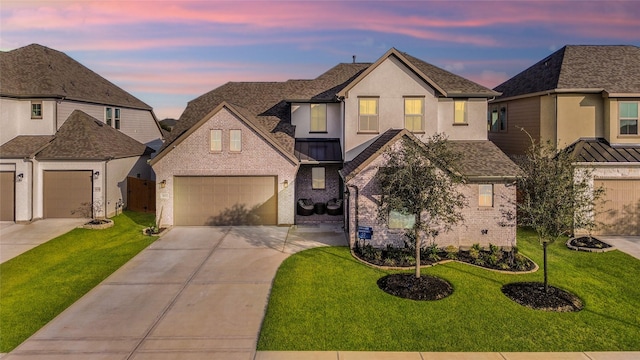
[105,107,113,126]
[404,97,424,132]
[312,167,325,189]
[619,102,638,135]
[114,108,121,129]
[310,103,327,132]
[31,101,42,119]
[479,184,493,207]
[359,97,379,132]
[210,129,222,152]
[230,129,242,152]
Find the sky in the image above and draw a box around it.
[2,0,639,120]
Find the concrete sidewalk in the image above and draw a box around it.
[0,218,88,263]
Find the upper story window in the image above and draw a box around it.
[454,100,467,124]
[619,102,638,135]
[230,129,242,152]
[488,105,507,132]
[31,101,42,119]
[404,97,424,132]
[479,184,493,207]
[310,104,327,132]
[114,108,121,130]
[359,97,379,133]
[105,107,122,129]
[210,129,222,152]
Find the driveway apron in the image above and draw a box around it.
[5,225,346,360]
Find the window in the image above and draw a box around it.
[31,101,42,119]
[230,129,242,152]
[312,167,325,189]
[454,100,467,124]
[359,97,379,132]
[210,129,222,152]
[479,184,493,207]
[310,104,327,132]
[114,108,121,129]
[404,97,424,132]
[620,102,638,135]
[389,209,415,229]
[105,107,113,126]
[488,105,507,132]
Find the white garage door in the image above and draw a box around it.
[594,179,640,236]
[174,176,277,226]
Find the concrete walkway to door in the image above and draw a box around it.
[5,224,347,359]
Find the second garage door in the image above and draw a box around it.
[44,171,93,218]
[174,176,277,226]
[0,171,15,221]
[594,179,640,236]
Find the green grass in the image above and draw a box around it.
[0,211,157,352]
[258,228,640,351]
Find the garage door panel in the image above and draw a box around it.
[0,171,15,221]
[44,171,93,218]
[174,176,277,226]
[594,179,640,236]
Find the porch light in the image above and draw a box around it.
[160,180,166,188]
[93,171,100,179]
[16,173,24,182]
[283,179,288,189]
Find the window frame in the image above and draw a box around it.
[453,99,467,125]
[310,103,327,133]
[478,184,494,207]
[404,97,424,132]
[229,129,242,152]
[619,101,639,136]
[31,101,43,119]
[488,105,507,133]
[105,107,113,126]
[358,97,379,133]
[388,209,416,229]
[311,167,325,190]
[114,108,121,129]
[210,129,222,152]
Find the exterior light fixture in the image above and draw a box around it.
[16,173,24,182]
[160,180,166,188]
[93,171,100,179]
[283,179,288,189]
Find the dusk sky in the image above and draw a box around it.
[2,0,639,120]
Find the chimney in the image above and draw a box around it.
[352,55,356,64]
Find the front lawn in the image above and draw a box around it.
[0,211,157,352]
[257,228,640,351]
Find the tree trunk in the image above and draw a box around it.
[415,226,421,278]
[543,241,548,293]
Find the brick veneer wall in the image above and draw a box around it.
[295,164,342,204]
[152,108,298,226]
[345,155,517,250]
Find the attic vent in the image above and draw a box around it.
[95,120,104,127]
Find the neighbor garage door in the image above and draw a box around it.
[44,171,93,218]
[0,171,15,221]
[174,176,277,225]
[594,179,640,235]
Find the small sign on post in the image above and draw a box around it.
[358,226,373,240]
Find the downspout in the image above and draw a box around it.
[24,157,35,222]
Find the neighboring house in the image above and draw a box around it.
[151,48,520,248]
[0,44,163,222]
[489,45,640,235]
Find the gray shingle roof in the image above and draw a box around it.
[495,45,640,98]
[340,129,403,181]
[566,138,640,163]
[0,135,54,158]
[0,44,151,110]
[34,110,151,160]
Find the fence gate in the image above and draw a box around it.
[127,177,156,213]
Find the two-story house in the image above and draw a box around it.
[489,45,640,236]
[151,48,521,249]
[0,44,163,222]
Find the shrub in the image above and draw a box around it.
[445,245,458,260]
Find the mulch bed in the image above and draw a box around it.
[377,273,453,301]
[502,282,583,312]
[568,236,612,250]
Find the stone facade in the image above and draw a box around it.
[345,154,517,250]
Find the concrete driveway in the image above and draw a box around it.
[597,235,640,260]
[5,225,347,359]
[0,219,88,264]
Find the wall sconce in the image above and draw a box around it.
[16,173,24,182]
[283,179,288,189]
[160,180,166,188]
[93,171,100,179]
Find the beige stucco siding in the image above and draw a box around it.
[0,98,56,145]
[105,156,151,217]
[291,103,342,139]
[152,108,298,227]
[605,98,640,145]
[556,94,604,148]
[435,98,488,141]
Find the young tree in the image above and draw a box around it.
[376,133,467,278]
[517,137,604,292]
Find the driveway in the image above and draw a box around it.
[5,225,347,359]
[596,235,640,260]
[0,219,88,264]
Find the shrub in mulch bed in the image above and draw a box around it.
[502,282,583,312]
[377,273,453,301]
[567,236,613,251]
[353,242,536,272]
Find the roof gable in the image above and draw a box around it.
[0,44,151,110]
[495,45,640,99]
[338,48,499,98]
